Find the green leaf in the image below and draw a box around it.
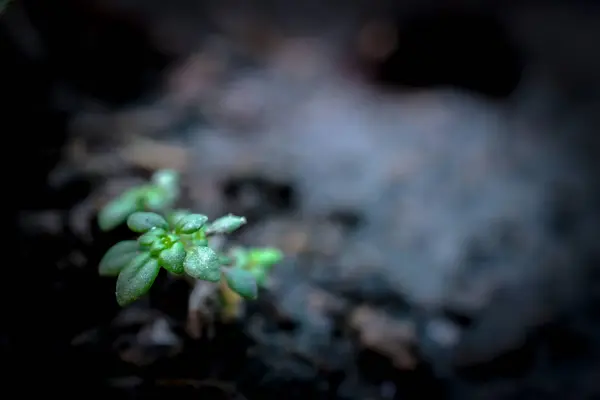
[175,213,208,234]
[187,230,208,247]
[205,214,247,234]
[183,246,222,282]
[143,187,171,211]
[98,189,141,231]
[159,241,186,274]
[230,247,249,268]
[223,267,258,300]
[167,209,191,227]
[249,248,283,267]
[138,228,167,247]
[249,266,269,287]
[152,169,180,189]
[218,254,234,265]
[149,239,168,256]
[116,253,160,306]
[127,212,168,233]
[99,240,139,276]
[192,238,209,247]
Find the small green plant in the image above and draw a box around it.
[228,246,283,287]
[219,246,283,320]
[97,170,283,307]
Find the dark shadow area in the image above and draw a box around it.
[357,347,448,399]
[222,175,299,221]
[19,0,172,108]
[0,1,168,393]
[373,8,523,99]
[1,6,113,392]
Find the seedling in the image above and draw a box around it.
[97,170,283,307]
[219,246,283,319]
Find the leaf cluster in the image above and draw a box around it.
[96,169,284,307]
[98,170,180,231]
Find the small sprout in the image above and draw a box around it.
[149,239,168,256]
[98,189,141,231]
[205,214,247,234]
[223,267,258,300]
[227,247,282,287]
[116,253,160,306]
[175,213,208,234]
[184,246,222,282]
[159,241,186,274]
[127,212,169,233]
[138,228,167,247]
[99,240,139,277]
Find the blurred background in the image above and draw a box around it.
[4,0,600,398]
